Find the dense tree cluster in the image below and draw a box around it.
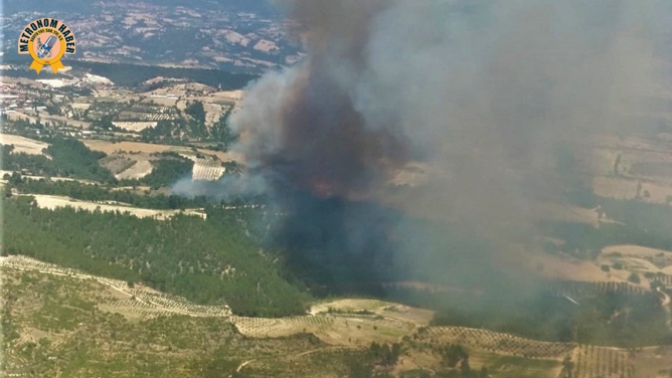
[1,138,115,183]
[368,342,402,366]
[185,101,206,124]
[210,108,237,146]
[140,105,236,146]
[140,119,188,142]
[2,196,309,317]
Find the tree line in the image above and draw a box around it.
[7,176,210,210]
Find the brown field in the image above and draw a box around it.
[600,245,672,278]
[519,247,619,283]
[0,133,50,155]
[232,298,433,347]
[524,246,660,290]
[117,159,154,179]
[593,176,672,203]
[627,346,672,378]
[100,154,155,179]
[83,139,174,154]
[82,139,241,162]
[572,345,633,378]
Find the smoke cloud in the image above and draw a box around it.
[176,0,671,295]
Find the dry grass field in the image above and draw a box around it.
[117,159,154,179]
[25,194,206,220]
[593,176,672,204]
[83,139,176,154]
[571,345,633,378]
[112,121,158,132]
[590,134,672,202]
[100,154,155,179]
[82,139,241,162]
[0,133,50,156]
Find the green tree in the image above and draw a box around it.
[460,358,471,377]
[186,101,206,124]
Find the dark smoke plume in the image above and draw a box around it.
[175,0,672,296]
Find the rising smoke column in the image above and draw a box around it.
[228,0,665,220]
[176,0,670,290]
[228,0,409,199]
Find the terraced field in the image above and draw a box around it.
[572,345,633,378]
[191,158,225,181]
[550,281,649,298]
[417,326,577,360]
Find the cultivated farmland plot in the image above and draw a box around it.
[192,159,225,181]
[550,281,648,298]
[571,344,633,378]
[230,315,335,338]
[419,326,577,360]
[0,133,50,156]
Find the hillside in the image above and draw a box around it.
[4,261,672,378]
[1,195,308,317]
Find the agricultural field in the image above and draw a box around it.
[190,158,226,181]
[593,176,672,205]
[571,345,633,378]
[99,154,155,180]
[24,194,206,220]
[598,244,672,285]
[415,326,576,360]
[591,135,672,203]
[550,281,648,298]
[112,121,159,132]
[82,139,240,162]
[0,133,50,156]
[522,249,619,283]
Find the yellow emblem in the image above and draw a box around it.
[17,18,76,74]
